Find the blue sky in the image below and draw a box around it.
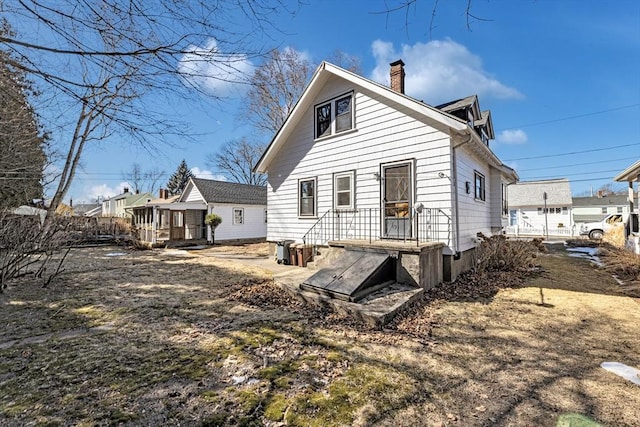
[64,0,640,203]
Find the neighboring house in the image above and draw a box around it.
[11,205,47,225]
[133,178,267,245]
[254,60,517,282]
[572,194,638,224]
[71,203,101,217]
[614,160,640,254]
[101,188,153,218]
[506,179,573,237]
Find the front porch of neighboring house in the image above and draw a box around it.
[133,202,208,244]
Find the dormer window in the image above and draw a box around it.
[480,128,489,145]
[315,92,354,139]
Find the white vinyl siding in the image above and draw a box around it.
[210,203,267,240]
[266,76,454,245]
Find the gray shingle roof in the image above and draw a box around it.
[508,179,572,207]
[436,94,478,112]
[572,195,637,207]
[192,178,266,205]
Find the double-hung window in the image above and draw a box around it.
[315,92,354,138]
[233,208,244,225]
[334,171,354,210]
[299,178,317,217]
[474,171,486,201]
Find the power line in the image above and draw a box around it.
[517,157,632,172]
[499,103,640,131]
[526,169,622,180]
[503,142,640,161]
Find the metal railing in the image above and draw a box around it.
[302,206,451,248]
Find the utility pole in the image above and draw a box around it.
[543,192,549,240]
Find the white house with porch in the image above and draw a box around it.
[133,178,267,245]
[505,179,574,237]
[254,60,517,284]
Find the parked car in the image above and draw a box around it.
[579,213,627,240]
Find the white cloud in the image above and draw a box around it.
[496,129,528,145]
[178,38,254,97]
[84,181,132,202]
[191,167,227,181]
[370,38,523,105]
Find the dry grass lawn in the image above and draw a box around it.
[1,242,639,426]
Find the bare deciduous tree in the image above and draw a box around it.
[207,138,267,186]
[241,48,314,137]
[0,1,298,223]
[122,163,165,195]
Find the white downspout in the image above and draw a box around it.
[451,132,474,258]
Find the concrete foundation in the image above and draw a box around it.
[443,247,476,282]
[323,240,445,291]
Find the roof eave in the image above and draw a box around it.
[614,159,640,182]
[254,61,468,173]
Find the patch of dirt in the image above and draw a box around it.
[1,242,639,426]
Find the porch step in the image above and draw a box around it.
[300,250,394,302]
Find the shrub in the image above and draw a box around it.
[204,213,222,228]
[474,233,542,274]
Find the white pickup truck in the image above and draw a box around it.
[579,213,627,240]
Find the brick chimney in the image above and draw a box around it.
[390,59,405,94]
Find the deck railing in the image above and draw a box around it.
[302,206,451,248]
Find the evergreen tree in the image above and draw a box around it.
[0,26,47,210]
[166,159,194,196]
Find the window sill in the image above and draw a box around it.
[314,127,357,142]
[298,216,318,220]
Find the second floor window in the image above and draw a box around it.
[315,92,354,139]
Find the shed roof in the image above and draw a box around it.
[190,178,267,205]
[508,179,572,207]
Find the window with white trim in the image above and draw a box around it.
[334,171,355,209]
[601,207,608,214]
[474,171,486,201]
[501,183,508,215]
[315,92,354,138]
[233,208,244,225]
[299,178,317,217]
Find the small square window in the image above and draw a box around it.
[233,208,244,225]
[617,206,623,214]
[474,171,485,201]
[601,207,608,214]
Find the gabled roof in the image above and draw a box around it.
[475,110,494,139]
[508,179,572,206]
[436,94,480,118]
[182,178,267,205]
[255,61,472,173]
[254,61,515,182]
[614,159,640,182]
[125,192,154,208]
